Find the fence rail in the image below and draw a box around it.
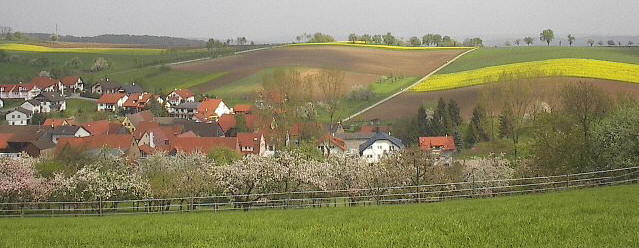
[1,166,638,217]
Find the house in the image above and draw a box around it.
[56,134,140,160]
[0,83,40,99]
[60,76,84,93]
[166,89,195,106]
[122,110,155,132]
[50,126,91,144]
[0,125,56,157]
[138,127,178,149]
[193,98,231,122]
[0,98,3,108]
[31,77,63,93]
[237,132,266,156]
[359,132,404,163]
[170,102,200,119]
[91,79,122,95]
[119,83,144,95]
[6,108,32,125]
[419,136,457,157]
[34,92,66,112]
[20,99,42,113]
[233,104,254,115]
[171,137,239,154]
[43,118,77,128]
[122,93,154,113]
[97,93,127,112]
[317,134,347,156]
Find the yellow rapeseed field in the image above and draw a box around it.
[0,43,165,55]
[412,58,639,92]
[290,42,473,50]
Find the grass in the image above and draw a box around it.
[0,184,637,247]
[96,67,226,94]
[412,59,639,92]
[0,43,165,55]
[0,98,25,111]
[290,42,473,51]
[45,99,108,122]
[440,46,639,73]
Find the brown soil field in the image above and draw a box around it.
[172,46,465,92]
[356,77,639,122]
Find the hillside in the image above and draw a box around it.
[1,184,637,247]
[24,33,206,48]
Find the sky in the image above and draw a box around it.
[1,0,638,42]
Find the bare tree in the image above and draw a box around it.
[567,34,575,46]
[523,37,534,46]
[587,39,595,47]
[317,69,346,127]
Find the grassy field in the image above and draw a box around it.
[95,66,226,94]
[290,42,473,51]
[44,99,109,122]
[413,59,639,92]
[0,184,637,247]
[440,46,639,73]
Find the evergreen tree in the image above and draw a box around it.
[470,104,489,141]
[431,97,450,135]
[499,107,515,138]
[145,98,168,117]
[416,105,430,136]
[448,99,462,128]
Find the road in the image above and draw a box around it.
[341,47,477,122]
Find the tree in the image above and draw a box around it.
[416,105,430,136]
[448,99,462,128]
[504,41,512,47]
[308,33,335,43]
[90,57,109,72]
[144,98,168,117]
[382,32,396,46]
[514,39,521,46]
[560,83,610,152]
[359,34,372,44]
[567,34,575,46]
[408,36,422,47]
[464,104,490,147]
[50,34,59,42]
[539,29,555,46]
[317,69,346,127]
[607,40,616,46]
[587,39,595,47]
[65,57,82,69]
[348,33,358,44]
[597,40,604,46]
[592,104,639,169]
[523,37,534,46]
[430,98,450,135]
[628,41,634,46]
[372,34,383,44]
[497,75,534,157]
[207,147,242,166]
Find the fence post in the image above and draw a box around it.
[98,197,103,216]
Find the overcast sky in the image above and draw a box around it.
[1,0,638,42]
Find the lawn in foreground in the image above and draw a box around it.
[439,46,639,74]
[1,184,637,247]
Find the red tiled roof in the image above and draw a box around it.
[171,137,238,154]
[57,134,135,154]
[31,77,59,89]
[0,133,13,149]
[97,93,126,104]
[131,121,161,139]
[234,104,254,113]
[43,118,67,128]
[172,89,194,99]
[123,93,154,108]
[177,130,198,138]
[217,114,256,132]
[419,136,457,152]
[60,76,80,86]
[194,98,224,122]
[237,132,262,155]
[82,120,124,135]
[318,134,347,151]
[1,83,37,92]
[359,125,391,134]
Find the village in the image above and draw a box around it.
[0,75,456,163]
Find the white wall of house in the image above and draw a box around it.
[215,102,232,118]
[0,99,3,108]
[361,140,400,163]
[20,102,40,113]
[6,111,30,125]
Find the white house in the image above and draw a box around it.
[32,77,64,93]
[20,100,42,113]
[61,76,84,93]
[50,126,91,144]
[166,89,195,106]
[97,93,128,112]
[6,108,32,126]
[34,92,66,112]
[193,98,232,122]
[0,98,3,108]
[358,132,405,163]
[0,83,40,100]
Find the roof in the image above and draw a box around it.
[57,134,135,154]
[36,92,65,102]
[0,126,55,150]
[43,118,76,128]
[120,84,144,94]
[234,104,254,113]
[358,132,404,154]
[94,79,122,90]
[318,135,347,151]
[125,110,155,125]
[171,89,194,99]
[122,93,153,108]
[177,130,198,138]
[60,76,81,86]
[171,137,238,154]
[97,93,126,104]
[173,119,224,137]
[237,132,262,155]
[0,133,13,149]
[12,107,32,116]
[31,77,59,89]
[0,83,36,92]
[25,99,41,106]
[419,136,457,152]
[194,98,223,121]
[217,114,257,133]
[51,126,81,136]
[82,120,126,135]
